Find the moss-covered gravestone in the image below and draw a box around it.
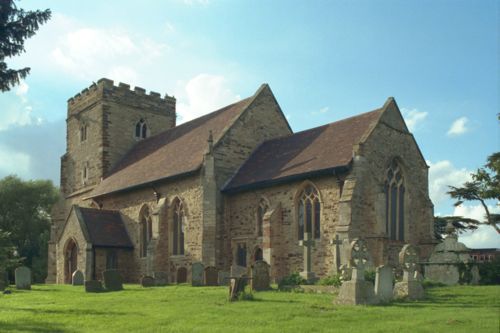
[102,269,123,291]
[15,266,31,290]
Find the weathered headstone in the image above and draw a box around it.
[84,280,103,293]
[374,265,393,302]
[228,277,247,301]
[72,270,84,286]
[230,265,247,278]
[102,269,123,291]
[218,271,230,286]
[298,232,316,282]
[15,266,31,290]
[251,260,270,291]
[335,239,377,305]
[393,244,424,300]
[329,234,343,273]
[191,262,204,286]
[154,271,168,286]
[470,265,480,285]
[141,276,155,287]
[204,266,219,286]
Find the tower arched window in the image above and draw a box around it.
[139,206,152,258]
[385,159,405,241]
[256,198,269,237]
[297,184,321,240]
[80,124,88,142]
[135,119,148,139]
[172,198,185,255]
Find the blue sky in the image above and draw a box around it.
[0,0,498,247]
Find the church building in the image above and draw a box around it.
[46,78,436,284]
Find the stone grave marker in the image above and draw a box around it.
[102,269,123,291]
[154,271,168,286]
[15,266,31,290]
[230,265,247,278]
[374,265,393,302]
[72,270,84,286]
[191,262,204,286]
[85,280,103,293]
[251,260,270,291]
[141,276,155,287]
[393,244,424,300]
[228,277,247,302]
[335,238,377,305]
[204,266,219,286]
[298,232,316,282]
[218,271,230,286]
[470,265,480,285]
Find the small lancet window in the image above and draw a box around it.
[80,124,88,142]
[139,206,152,258]
[256,198,269,237]
[82,165,89,184]
[172,198,185,255]
[385,159,405,241]
[135,119,148,139]
[297,184,321,240]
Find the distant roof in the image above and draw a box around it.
[75,207,133,249]
[89,87,263,198]
[223,107,384,193]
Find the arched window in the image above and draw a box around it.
[385,159,405,241]
[256,198,269,237]
[80,124,87,142]
[139,206,152,258]
[297,184,321,240]
[82,164,89,185]
[172,198,185,255]
[135,119,148,139]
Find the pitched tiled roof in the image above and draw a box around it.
[223,107,384,192]
[76,207,133,248]
[89,94,257,198]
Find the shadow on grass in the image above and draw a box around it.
[0,320,74,333]
[13,307,127,316]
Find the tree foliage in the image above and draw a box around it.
[0,228,21,279]
[0,175,59,282]
[0,0,51,92]
[436,152,500,237]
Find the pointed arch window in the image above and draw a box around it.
[172,199,185,255]
[135,119,148,139]
[385,159,405,241]
[297,184,321,240]
[139,206,152,258]
[256,198,269,237]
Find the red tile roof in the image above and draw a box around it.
[89,95,256,198]
[76,207,133,248]
[223,108,384,192]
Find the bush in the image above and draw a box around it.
[478,257,500,285]
[364,270,376,283]
[278,272,306,290]
[317,274,342,287]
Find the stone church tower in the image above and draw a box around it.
[46,79,176,283]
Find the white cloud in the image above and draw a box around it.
[311,106,329,115]
[447,116,469,136]
[402,108,427,132]
[0,144,31,179]
[0,82,36,131]
[459,224,500,249]
[15,80,29,97]
[176,74,240,123]
[427,160,473,206]
[453,204,499,222]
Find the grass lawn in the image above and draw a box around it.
[0,284,499,333]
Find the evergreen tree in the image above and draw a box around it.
[0,0,51,92]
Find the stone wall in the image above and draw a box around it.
[224,176,341,281]
[94,248,135,283]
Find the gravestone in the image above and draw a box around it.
[329,234,343,273]
[15,266,31,290]
[298,232,316,282]
[218,271,230,286]
[228,277,247,301]
[141,276,155,287]
[204,266,219,286]
[374,265,393,302]
[230,265,247,278]
[84,280,103,293]
[251,260,270,291]
[154,271,168,286]
[191,262,204,286]
[339,264,352,282]
[393,244,424,300]
[102,269,123,291]
[335,239,377,305]
[470,265,480,285]
[72,270,84,286]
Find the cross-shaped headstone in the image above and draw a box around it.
[329,234,343,273]
[399,244,418,281]
[348,238,369,281]
[298,232,316,281]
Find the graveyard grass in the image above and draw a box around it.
[0,285,499,333]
